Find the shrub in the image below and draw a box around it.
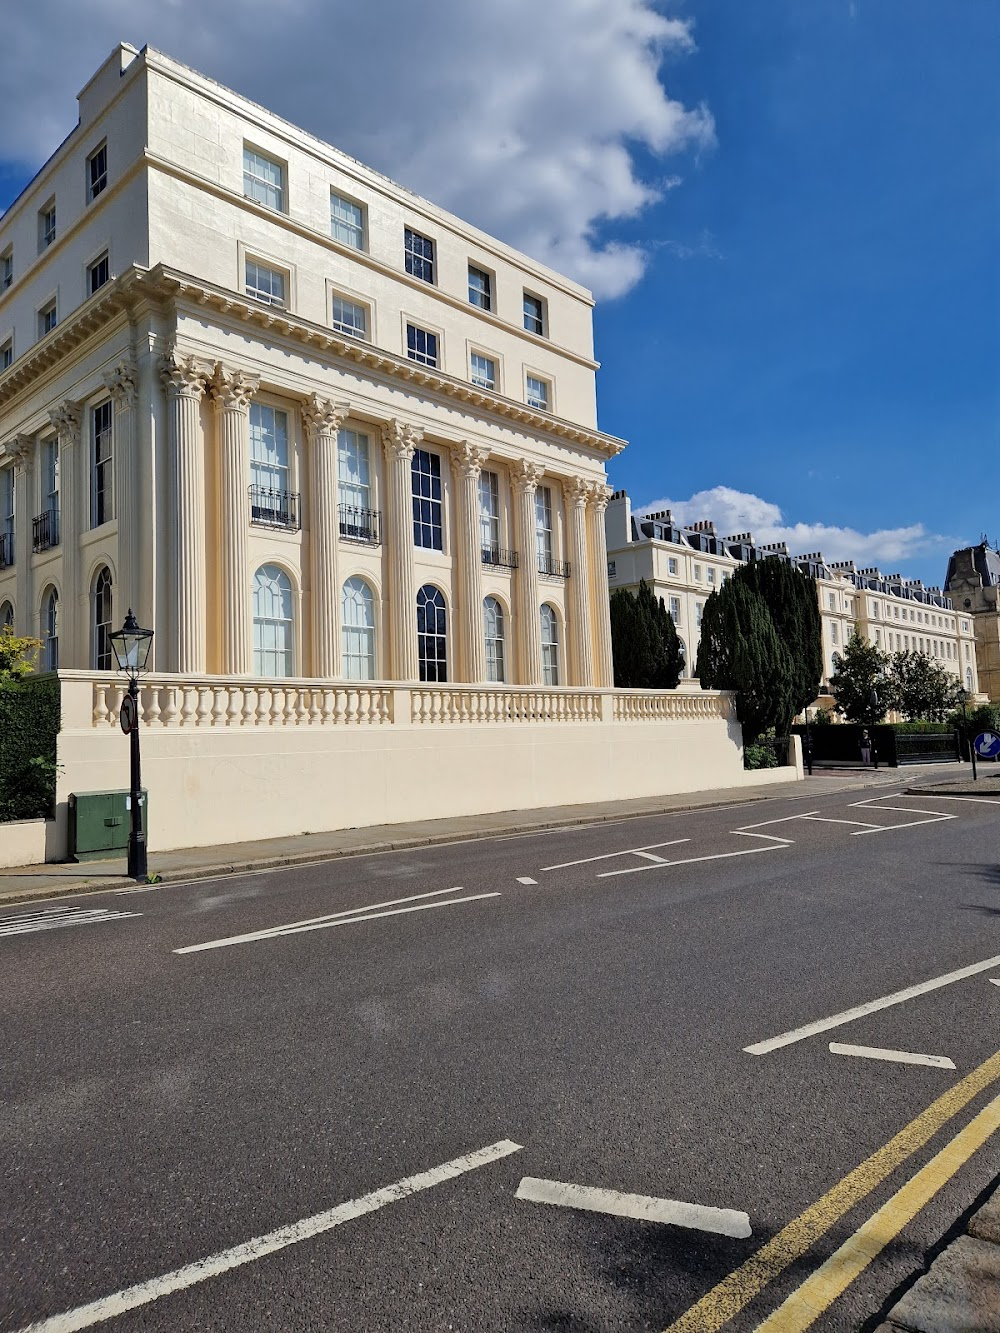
[0,676,61,822]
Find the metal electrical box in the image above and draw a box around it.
[68,790,148,862]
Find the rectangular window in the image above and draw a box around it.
[330,192,364,249]
[411,448,443,550]
[607,559,616,580]
[39,202,56,250]
[468,265,492,311]
[828,593,837,611]
[526,374,549,411]
[479,470,500,555]
[0,338,11,371]
[331,294,367,339]
[88,251,110,296]
[404,227,435,283]
[243,146,284,211]
[696,601,704,628]
[249,403,290,496]
[707,568,716,585]
[669,596,681,622]
[831,622,838,645]
[668,557,678,575]
[470,351,496,390]
[337,428,371,513]
[42,438,60,516]
[38,301,57,338]
[523,292,544,336]
[406,323,438,367]
[91,401,113,528]
[245,258,285,307]
[693,564,702,582]
[535,485,553,569]
[0,467,13,567]
[1,248,11,291]
[87,142,108,201]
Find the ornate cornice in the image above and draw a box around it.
[161,347,210,399]
[301,393,349,439]
[381,419,423,462]
[510,459,546,495]
[454,441,490,479]
[210,364,259,413]
[104,359,139,410]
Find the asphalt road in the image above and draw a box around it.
[2,782,999,1332]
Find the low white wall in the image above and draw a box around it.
[0,819,48,869]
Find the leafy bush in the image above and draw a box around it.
[0,676,61,822]
[744,742,779,770]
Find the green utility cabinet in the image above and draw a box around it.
[68,790,148,862]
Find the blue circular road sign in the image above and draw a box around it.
[974,731,1000,759]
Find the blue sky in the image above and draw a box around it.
[1,1,996,583]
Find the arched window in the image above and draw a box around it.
[253,565,294,677]
[540,604,560,686]
[677,638,688,678]
[966,666,973,692]
[0,600,12,630]
[416,585,447,682]
[92,566,113,669]
[342,577,376,680]
[483,596,506,683]
[41,588,59,671]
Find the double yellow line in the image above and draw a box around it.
[666,1048,1000,1332]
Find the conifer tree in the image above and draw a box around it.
[696,578,794,743]
[610,580,683,689]
[738,557,823,733]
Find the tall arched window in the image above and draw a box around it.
[0,600,12,630]
[483,596,506,683]
[41,588,59,671]
[417,585,447,682]
[253,565,294,677]
[342,577,376,680]
[966,666,973,692]
[677,638,688,678]
[92,566,113,669]
[540,604,560,686]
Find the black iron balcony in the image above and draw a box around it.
[32,509,59,552]
[537,552,571,579]
[481,544,519,570]
[339,504,381,545]
[0,532,13,569]
[249,485,300,531]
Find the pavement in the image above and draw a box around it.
[0,760,973,908]
[2,774,999,1330]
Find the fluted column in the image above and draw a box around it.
[511,459,545,686]
[10,438,33,639]
[48,402,82,663]
[161,350,209,674]
[453,442,490,682]
[211,365,259,675]
[587,481,615,688]
[303,395,348,678]
[565,477,594,687]
[381,420,421,681]
[105,361,139,617]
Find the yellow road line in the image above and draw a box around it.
[757,1090,1000,1331]
[664,1048,1000,1333]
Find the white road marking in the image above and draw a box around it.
[175,889,499,953]
[598,843,786,878]
[846,797,957,835]
[800,816,884,829]
[515,1177,751,1238]
[829,1042,956,1070]
[540,839,690,872]
[733,811,820,830]
[990,979,1000,988]
[903,793,1000,804]
[0,906,140,939]
[745,952,1000,1055]
[516,876,538,885]
[111,885,159,895]
[16,1140,523,1333]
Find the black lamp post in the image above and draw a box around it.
[803,707,814,776]
[868,688,880,769]
[957,687,978,782]
[109,609,154,881]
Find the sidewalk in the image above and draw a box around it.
[0,762,964,907]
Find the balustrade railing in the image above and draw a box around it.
[410,687,603,724]
[90,677,392,729]
[613,690,730,722]
[0,532,13,569]
[537,553,571,579]
[481,545,519,569]
[338,504,381,544]
[32,508,59,552]
[249,485,300,531]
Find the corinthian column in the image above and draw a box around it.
[303,395,348,678]
[511,459,545,686]
[161,350,209,674]
[211,365,259,675]
[453,442,489,682]
[105,360,139,617]
[49,402,82,664]
[381,420,421,681]
[587,481,615,688]
[565,477,594,687]
[10,438,34,642]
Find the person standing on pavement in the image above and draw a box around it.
[860,729,872,766]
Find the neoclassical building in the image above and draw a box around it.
[0,43,618,692]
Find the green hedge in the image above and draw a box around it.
[0,675,61,822]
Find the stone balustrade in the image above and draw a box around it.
[613,689,732,722]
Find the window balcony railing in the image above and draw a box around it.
[481,545,519,570]
[32,509,59,552]
[0,532,13,569]
[249,485,300,531]
[338,504,381,545]
[537,553,571,579]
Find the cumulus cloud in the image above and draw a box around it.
[0,0,713,299]
[635,486,948,568]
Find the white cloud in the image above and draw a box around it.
[0,1,713,299]
[635,486,948,568]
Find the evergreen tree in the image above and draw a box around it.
[889,650,964,721]
[738,557,823,733]
[829,630,891,723]
[610,580,683,689]
[696,578,794,743]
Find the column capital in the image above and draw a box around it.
[454,441,490,479]
[210,364,259,413]
[104,360,139,410]
[6,435,34,471]
[48,400,82,446]
[302,394,349,439]
[587,480,613,513]
[160,348,210,400]
[382,419,423,462]
[564,476,592,508]
[511,459,545,496]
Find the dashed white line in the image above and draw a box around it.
[540,839,690,872]
[515,1177,752,1238]
[16,1140,523,1333]
[516,876,538,885]
[829,1042,956,1070]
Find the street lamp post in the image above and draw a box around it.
[803,707,814,776]
[868,688,880,769]
[109,609,154,881]
[958,688,978,782]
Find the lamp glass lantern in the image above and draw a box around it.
[110,609,154,678]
